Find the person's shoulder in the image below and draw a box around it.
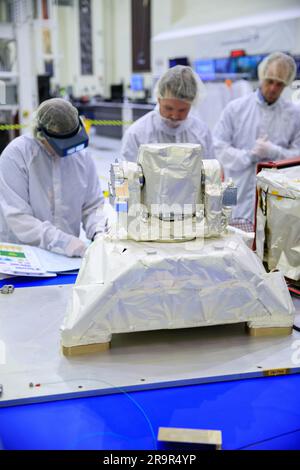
[125,110,155,134]
[188,113,210,132]
[1,134,36,158]
[280,97,300,115]
[225,92,254,112]
[75,146,94,167]
[4,134,30,148]
[284,100,300,129]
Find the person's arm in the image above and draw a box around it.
[272,106,300,159]
[120,128,140,162]
[203,128,215,159]
[213,107,254,171]
[81,155,106,240]
[277,145,300,159]
[251,124,300,161]
[0,150,85,257]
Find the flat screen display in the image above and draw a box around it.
[235,54,266,79]
[214,58,230,74]
[169,57,190,68]
[130,74,144,91]
[193,59,215,81]
[192,53,299,81]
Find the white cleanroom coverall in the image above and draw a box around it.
[0,135,105,256]
[213,90,300,222]
[121,108,215,162]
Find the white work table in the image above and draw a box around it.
[0,279,299,407]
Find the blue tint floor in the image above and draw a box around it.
[1,374,300,450]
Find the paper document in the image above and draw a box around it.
[0,242,82,277]
[32,246,82,273]
[0,243,50,276]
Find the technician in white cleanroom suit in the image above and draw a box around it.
[0,98,106,257]
[121,65,214,161]
[213,52,300,223]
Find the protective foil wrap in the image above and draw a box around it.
[256,166,300,280]
[61,234,294,347]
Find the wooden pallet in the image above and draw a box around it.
[247,326,293,337]
[62,324,293,356]
[158,426,222,450]
[62,342,110,356]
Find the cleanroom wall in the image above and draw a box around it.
[57,0,105,97]
[114,0,300,92]
[56,0,300,98]
[169,0,300,27]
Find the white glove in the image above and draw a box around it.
[93,231,103,241]
[65,238,87,257]
[251,136,281,161]
[92,218,111,240]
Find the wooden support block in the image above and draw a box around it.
[247,326,293,337]
[157,427,222,450]
[62,342,110,356]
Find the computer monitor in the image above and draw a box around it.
[235,56,255,79]
[235,54,266,80]
[214,58,230,75]
[37,74,51,104]
[192,54,269,82]
[110,84,124,102]
[130,74,144,91]
[169,57,190,68]
[193,59,215,81]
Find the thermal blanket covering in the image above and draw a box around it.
[61,234,294,347]
[138,143,204,215]
[256,167,300,280]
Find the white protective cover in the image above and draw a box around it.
[61,233,294,347]
[256,166,300,280]
[138,143,203,216]
[114,144,229,241]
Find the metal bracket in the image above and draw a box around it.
[0,285,15,294]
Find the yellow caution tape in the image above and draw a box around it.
[0,120,133,131]
[87,119,133,126]
[0,124,27,131]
